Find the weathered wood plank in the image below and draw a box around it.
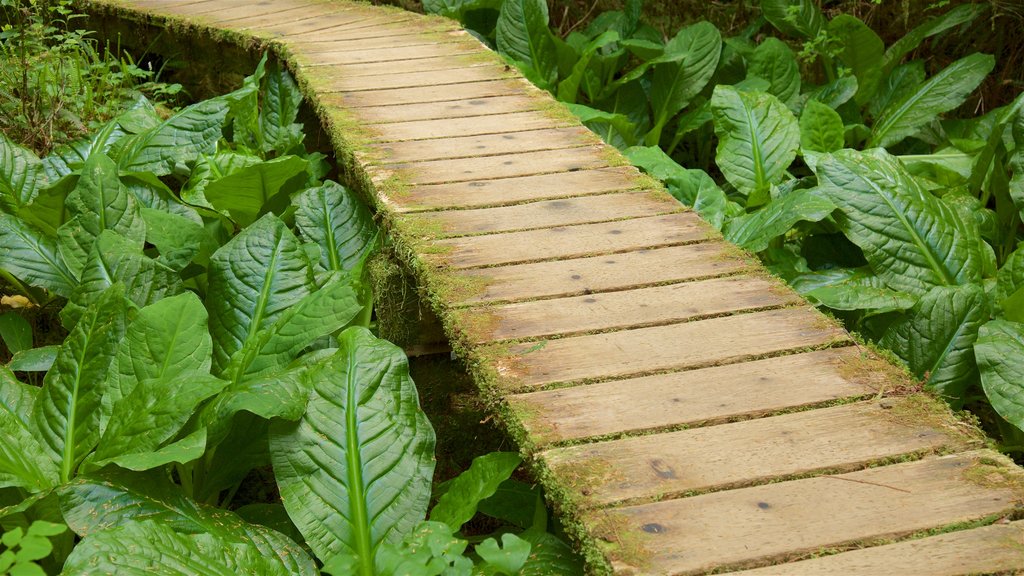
[355,95,539,124]
[544,400,963,506]
[294,43,482,68]
[371,126,594,161]
[154,0,271,16]
[317,65,511,93]
[318,79,533,107]
[427,213,711,269]
[733,521,1024,576]
[247,9,385,37]
[509,348,881,442]
[489,307,849,388]
[384,166,642,211]
[407,192,678,237]
[187,0,320,21]
[284,18,441,43]
[456,275,798,342]
[368,111,573,143]
[281,30,470,53]
[383,147,609,184]
[216,4,338,27]
[447,242,749,304]
[600,452,1023,575]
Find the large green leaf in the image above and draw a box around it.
[206,214,315,374]
[711,86,800,201]
[519,531,584,575]
[496,0,557,89]
[883,4,985,75]
[430,452,521,531]
[140,208,206,271]
[624,146,739,230]
[796,268,915,313]
[816,150,984,295]
[182,152,262,210]
[30,286,129,482]
[59,469,316,574]
[748,37,800,109]
[269,328,436,571]
[0,214,77,297]
[881,284,989,408]
[0,132,43,212]
[827,14,884,105]
[723,189,835,252]
[759,0,824,39]
[19,174,75,236]
[0,311,31,354]
[260,63,305,155]
[800,99,845,153]
[870,61,926,121]
[56,153,147,278]
[647,21,721,143]
[293,181,377,275]
[870,53,995,148]
[203,156,308,227]
[113,97,229,175]
[62,231,183,330]
[976,319,1024,432]
[557,31,619,104]
[0,367,59,490]
[998,246,1024,322]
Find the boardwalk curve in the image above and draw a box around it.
[79,1,1024,573]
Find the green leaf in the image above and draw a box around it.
[269,328,436,570]
[62,231,183,330]
[367,521,472,576]
[723,188,835,252]
[997,246,1024,322]
[113,97,229,176]
[0,132,43,212]
[63,520,305,576]
[260,63,305,155]
[518,530,583,575]
[0,312,31,354]
[827,14,885,105]
[0,214,77,297]
[759,0,824,39]
[429,452,521,531]
[557,31,619,104]
[58,469,317,574]
[748,37,800,109]
[101,428,208,471]
[293,181,377,275]
[204,156,309,227]
[804,280,916,313]
[206,214,315,375]
[976,319,1024,432]
[623,146,738,230]
[0,367,59,490]
[182,152,262,210]
[870,61,926,121]
[30,286,129,482]
[42,118,126,181]
[141,208,207,271]
[565,103,639,147]
[800,99,845,153]
[711,86,800,200]
[816,150,984,295]
[883,4,985,75]
[19,175,75,236]
[7,346,58,373]
[496,0,557,89]
[804,76,858,110]
[870,53,995,149]
[647,21,722,143]
[56,153,147,278]
[476,533,531,575]
[881,284,989,407]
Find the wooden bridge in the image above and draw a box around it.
[81,0,1024,573]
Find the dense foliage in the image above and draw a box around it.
[429,0,1024,450]
[0,56,581,574]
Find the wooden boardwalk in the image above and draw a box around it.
[85,1,1024,573]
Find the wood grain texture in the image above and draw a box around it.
[293,43,482,68]
[602,452,1023,575]
[457,275,799,342]
[428,213,712,269]
[367,111,574,143]
[371,126,595,162]
[544,399,961,506]
[315,65,510,93]
[732,521,1024,576]
[318,79,531,106]
[508,348,880,442]
[383,146,609,183]
[489,307,850,388]
[353,95,541,125]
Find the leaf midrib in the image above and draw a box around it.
[344,349,374,576]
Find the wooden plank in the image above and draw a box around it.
[371,126,593,161]
[317,65,510,93]
[368,111,572,143]
[387,167,644,212]
[544,399,960,506]
[448,242,750,305]
[155,0,269,16]
[295,43,482,67]
[407,192,678,237]
[248,9,381,37]
[600,452,1023,575]
[733,521,1024,576]
[216,4,351,29]
[319,79,533,107]
[488,307,849,388]
[284,18,439,43]
[128,0,218,10]
[355,95,542,125]
[509,348,879,442]
[281,30,470,53]
[456,275,798,343]
[427,213,711,269]
[188,1,315,21]
[384,147,609,184]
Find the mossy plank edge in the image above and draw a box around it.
[67,3,1024,575]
